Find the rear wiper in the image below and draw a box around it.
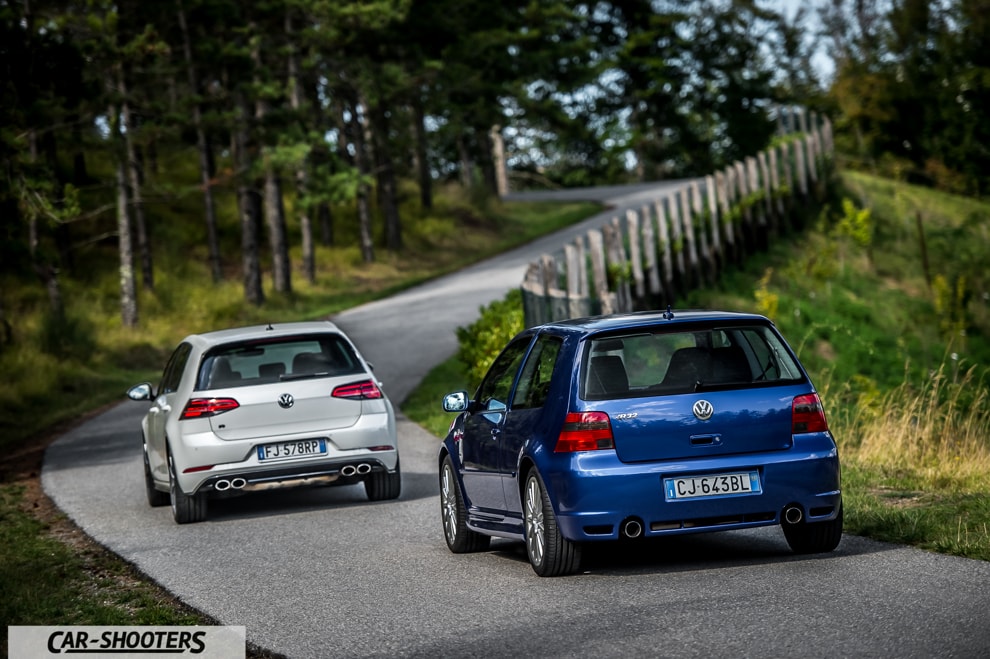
[279,372,331,382]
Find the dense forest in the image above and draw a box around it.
[1,0,987,329]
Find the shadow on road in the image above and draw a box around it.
[485,529,899,577]
[202,470,437,523]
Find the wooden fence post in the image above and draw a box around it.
[793,138,808,198]
[716,168,737,264]
[768,145,786,223]
[604,218,632,312]
[587,228,614,315]
[757,151,779,235]
[733,160,752,256]
[664,194,687,293]
[654,198,676,303]
[705,174,722,272]
[690,180,714,283]
[640,204,664,306]
[678,186,701,288]
[624,209,644,302]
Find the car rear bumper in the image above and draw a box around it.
[172,411,398,494]
[545,433,841,542]
[192,456,398,495]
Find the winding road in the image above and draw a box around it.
[43,182,990,658]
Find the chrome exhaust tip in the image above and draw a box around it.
[340,465,357,477]
[230,478,246,490]
[215,480,231,492]
[783,505,804,525]
[356,463,372,475]
[621,518,644,539]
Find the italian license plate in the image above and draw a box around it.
[257,438,327,461]
[664,470,761,500]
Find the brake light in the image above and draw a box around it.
[792,393,828,433]
[555,412,614,452]
[180,397,239,419]
[332,380,383,400]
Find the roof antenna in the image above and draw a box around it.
[266,322,274,331]
[663,305,674,320]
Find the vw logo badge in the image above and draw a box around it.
[278,393,294,409]
[693,399,714,420]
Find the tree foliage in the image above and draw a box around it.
[12,0,971,332]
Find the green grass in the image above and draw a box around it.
[0,484,203,627]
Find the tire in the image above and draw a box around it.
[365,457,402,501]
[783,503,843,554]
[168,448,207,524]
[439,455,490,553]
[144,445,169,507]
[523,469,582,577]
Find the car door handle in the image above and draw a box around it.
[490,428,501,441]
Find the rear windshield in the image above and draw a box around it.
[581,325,805,400]
[196,334,364,390]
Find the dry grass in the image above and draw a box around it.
[831,363,990,492]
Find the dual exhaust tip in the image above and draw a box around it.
[340,463,373,477]
[215,477,247,492]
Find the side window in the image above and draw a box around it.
[476,337,532,411]
[159,343,192,395]
[512,335,562,410]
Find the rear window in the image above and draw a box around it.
[196,334,364,390]
[581,325,805,400]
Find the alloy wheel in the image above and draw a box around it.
[524,474,545,567]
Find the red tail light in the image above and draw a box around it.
[555,412,615,452]
[332,380,383,400]
[180,397,239,419]
[792,393,829,433]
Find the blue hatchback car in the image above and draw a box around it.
[439,310,842,576]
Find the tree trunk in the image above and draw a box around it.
[350,99,375,263]
[286,13,315,283]
[26,129,66,322]
[252,34,292,294]
[107,85,138,328]
[457,133,473,188]
[490,124,509,197]
[412,94,432,210]
[372,101,401,251]
[318,202,333,247]
[177,0,223,282]
[479,128,497,196]
[233,88,264,306]
[118,68,153,292]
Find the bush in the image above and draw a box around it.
[455,289,524,391]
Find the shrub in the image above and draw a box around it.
[456,289,524,391]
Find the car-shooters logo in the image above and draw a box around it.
[8,626,246,659]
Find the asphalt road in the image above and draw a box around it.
[43,182,990,658]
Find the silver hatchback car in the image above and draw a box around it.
[127,321,400,523]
